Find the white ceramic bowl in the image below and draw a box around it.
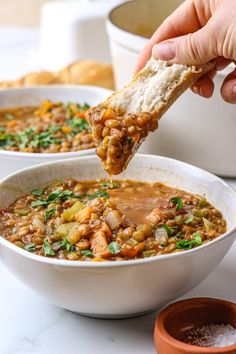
[0,154,235,318]
[0,85,111,179]
[107,0,236,177]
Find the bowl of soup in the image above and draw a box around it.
[0,85,112,179]
[0,154,235,318]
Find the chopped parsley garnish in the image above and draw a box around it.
[31,199,49,208]
[0,102,93,151]
[18,128,35,149]
[176,232,202,250]
[81,249,93,257]
[0,127,62,150]
[101,182,120,189]
[25,243,36,252]
[87,190,109,200]
[77,103,90,111]
[42,239,55,256]
[50,124,61,132]
[108,241,121,255]
[32,190,82,208]
[66,117,90,136]
[47,190,79,202]
[185,215,194,224]
[170,197,183,211]
[45,208,56,221]
[162,224,175,237]
[57,239,76,252]
[31,131,62,148]
[31,189,44,196]
[0,134,15,147]
[31,189,109,208]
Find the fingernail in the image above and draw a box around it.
[192,86,199,94]
[232,84,236,94]
[198,87,204,97]
[152,42,176,60]
[192,86,204,97]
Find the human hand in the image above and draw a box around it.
[135,0,236,103]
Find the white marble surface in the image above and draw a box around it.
[0,27,236,354]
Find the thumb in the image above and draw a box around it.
[152,26,217,65]
[220,68,236,104]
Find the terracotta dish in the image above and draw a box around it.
[154,297,236,354]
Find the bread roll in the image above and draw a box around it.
[0,60,114,90]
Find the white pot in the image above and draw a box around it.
[0,154,235,318]
[107,0,236,177]
[0,85,111,180]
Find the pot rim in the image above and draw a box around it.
[107,0,235,75]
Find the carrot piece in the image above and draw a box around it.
[102,107,116,120]
[75,206,93,223]
[62,126,71,134]
[120,242,145,258]
[92,257,106,262]
[8,120,17,128]
[38,100,53,116]
[100,250,113,259]
[90,230,108,257]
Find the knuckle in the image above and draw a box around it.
[221,24,236,59]
[181,33,202,63]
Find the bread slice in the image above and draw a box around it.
[85,58,214,175]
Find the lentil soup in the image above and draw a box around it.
[86,105,158,175]
[0,100,95,153]
[0,179,226,261]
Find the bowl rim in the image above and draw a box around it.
[0,84,112,158]
[154,297,236,353]
[0,153,236,268]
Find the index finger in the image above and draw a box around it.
[134,0,211,73]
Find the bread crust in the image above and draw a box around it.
[153,62,214,120]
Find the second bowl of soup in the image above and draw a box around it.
[0,85,111,179]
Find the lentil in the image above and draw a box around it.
[0,179,226,261]
[85,105,159,175]
[0,101,95,153]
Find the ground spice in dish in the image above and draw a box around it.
[179,324,236,348]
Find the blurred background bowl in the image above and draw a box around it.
[0,85,111,179]
[107,0,236,177]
